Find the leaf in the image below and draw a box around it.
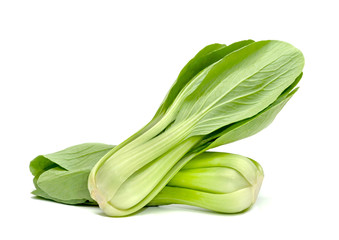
[37,167,92,202]
[206,73,302,148]
[43,143,113,171]
[30,143,112,204]
[30,155,56,177]
[32,177,89,205]
[173,41,304,137]
[153,40,255,119]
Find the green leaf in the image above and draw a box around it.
[37,167,92,201]
[206,74,302,148]
[154,40,255,119]
[174,41,304,137]
[30,143,112,204]
[43,143,113,171]
[30,156,56,177]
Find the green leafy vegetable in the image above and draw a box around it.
[88,40,304,216]
[30,144,263,213]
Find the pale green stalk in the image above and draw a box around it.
[148,152,264,213]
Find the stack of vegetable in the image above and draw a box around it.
[30,40,304,217]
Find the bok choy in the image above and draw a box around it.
[30,143,263,213]
[88,40,304,216]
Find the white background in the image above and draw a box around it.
[1,0,338,239]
